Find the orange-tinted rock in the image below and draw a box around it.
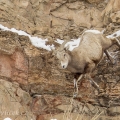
[36,115,45,120]
[0,51,28,84]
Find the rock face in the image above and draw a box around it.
[0,0,107,39]
[0,79,35,120]
[0,0,120,120]
[101,0,120,26]
[0,31,28,84]
[0,0,119,38]
[0,29,120,119]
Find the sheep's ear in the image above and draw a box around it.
[64,44,69,51]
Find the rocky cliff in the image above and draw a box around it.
[0,0,120,120]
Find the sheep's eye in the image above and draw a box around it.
[64,54,66,57]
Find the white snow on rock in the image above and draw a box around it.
[56,38,81,51]
[4,118,12,120]
[107,30,120,38]
[0,24,54,51]
[0,24,120,51]
[56,29,120,51]
[56,30,101,51]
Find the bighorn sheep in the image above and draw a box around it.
[55,30,120,96]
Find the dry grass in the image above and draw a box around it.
[57,97,91,120]
[49,96,104,120]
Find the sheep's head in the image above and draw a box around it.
[55,40,70,69]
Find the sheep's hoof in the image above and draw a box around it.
[109,55,117,65]
[111,59,116,65]
[73,92,78,98]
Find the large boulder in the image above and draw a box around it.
[101,0,120,25]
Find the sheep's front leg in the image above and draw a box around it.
[86,62,100,92]
[73,74,83,97]
[86,74,100,91]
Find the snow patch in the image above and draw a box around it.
[0,24,54,51]
[0,24,120,51]
[56,38,81,51]
[107,30,120,38]
[4,118,12,120]
[55,29,120,51]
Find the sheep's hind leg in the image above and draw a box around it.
[105,50,116,64]
[86,62,101,93]
[111,38,120,48]
[73,74,83,98]
[115,38,120,48]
